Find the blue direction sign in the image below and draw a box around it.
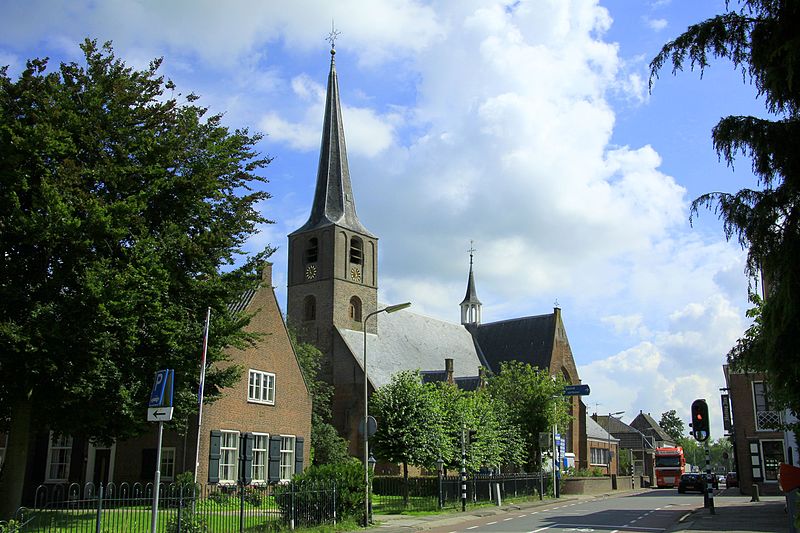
[563,384,590,396]
[149,369,174,408]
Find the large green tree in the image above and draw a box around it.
[650,1,800,419]
[487,361,571,469]
[0,40,272,513]
[659,409,687,442]
[434,382,526,473]
[290,330,349,465]
[370,370,447,482]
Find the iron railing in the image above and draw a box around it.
[372,472,548,513]
[14,481,338,532]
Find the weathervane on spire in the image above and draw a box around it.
[326,20,341,52]
[468,240,476,267]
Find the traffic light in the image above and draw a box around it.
[690,399,710,442]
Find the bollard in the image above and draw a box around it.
[751,484,761,502]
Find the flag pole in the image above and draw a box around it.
[193,307,211,484]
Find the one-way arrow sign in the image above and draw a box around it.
[563,384,590,396]
[147,407,174,422]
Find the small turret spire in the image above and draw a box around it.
[461,241,482,326]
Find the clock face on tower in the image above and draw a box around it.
[350,266,362,282]
[305,264,317,280]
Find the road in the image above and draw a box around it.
[423,489,708,533]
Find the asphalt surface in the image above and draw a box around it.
[353,487,793,533]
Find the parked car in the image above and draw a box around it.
[726,472,738,487]
[678,473,706,493]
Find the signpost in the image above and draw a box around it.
[563,384,590,396]
[149,369,174,533]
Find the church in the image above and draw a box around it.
[286,43,588,470]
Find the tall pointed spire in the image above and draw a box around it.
[291,38,373,237]
[461,241,482,326]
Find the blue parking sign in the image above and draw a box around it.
[149,369,174,408]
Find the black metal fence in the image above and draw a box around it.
[13,481,338,532]
[373,472,548,513]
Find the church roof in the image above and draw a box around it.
[470,313,555,372]
[337,306,484,389]
[290,48,373,238]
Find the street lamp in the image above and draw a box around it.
[606,411,625,476]
[437,457,444,509]
[363,302,411,526]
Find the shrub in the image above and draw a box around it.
[165,510,208,533]
[275,459,364,526]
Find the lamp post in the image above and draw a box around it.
[363,302,411,527]
[606,411,625,476]
[437,457,444,509]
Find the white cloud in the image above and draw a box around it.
[0,0,752,442]
[646,17,669,31]
[261,113,320,151]
[580,295,745,438]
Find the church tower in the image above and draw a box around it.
[287,43,378,375]
[460,244,482,326]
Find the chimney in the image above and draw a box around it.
[478,367,486,388]
[261,262,273,286]
[445,358,454,384]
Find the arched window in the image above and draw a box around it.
[349,237,363,265]
[349,296,362,322]
[305,237,319,263]
[304,296,316,321]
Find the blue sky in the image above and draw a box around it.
[1,0,766,439]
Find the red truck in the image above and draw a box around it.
[655,447,685,488]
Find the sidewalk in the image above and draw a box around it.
[667,494,792,533]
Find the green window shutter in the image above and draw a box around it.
[239,433,254,485]
[268,435,282,483]
[294,437,304,475]
[141,449,156,480]
[208,430,221,484]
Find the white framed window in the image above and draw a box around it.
[219,430,239,484]
[248,370,276,405]
[590,447,609,466]
[161,447,176,481]
[753,381,782,430]
[279,435,296,482]
[45,433,73,483]
[252,433,269,483]
[761,439,785,482]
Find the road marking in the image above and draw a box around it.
[467,526,478,530]
[503,517,514,521]
[553,524,664,531]
[518,515,527,518]
[487,521,497,525]
[532,527,550,532]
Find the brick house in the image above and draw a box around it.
[724,364,787,495]
[585,414,620,475]
[3,264,312,507]
[594,414,656,485]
